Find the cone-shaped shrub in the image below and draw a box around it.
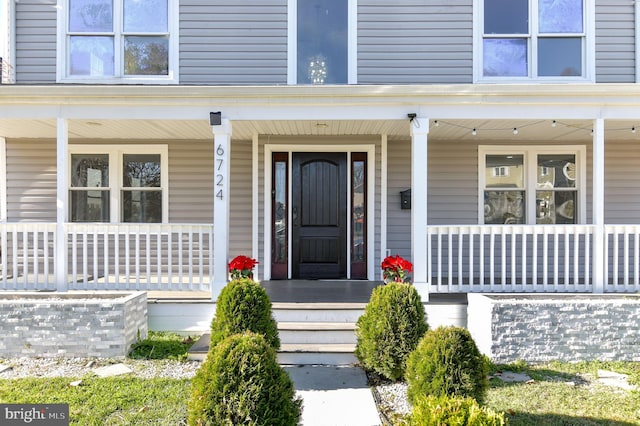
[355,282,428,381]
[210,278,280,350]
[405,326,489,404]
[409,394,506,426]
[187,332,301,426]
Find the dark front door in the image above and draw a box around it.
[292,152,347,279]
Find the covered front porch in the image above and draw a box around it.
[1,84,640,298]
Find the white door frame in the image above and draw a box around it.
[263,144,375,280]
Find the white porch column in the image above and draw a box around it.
[410,116,429,301]
[212,119,232,300]
[55,118,68,291]
[592,118,605,293]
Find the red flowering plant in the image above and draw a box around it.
[381,254,413,283]
[228,255,259,280]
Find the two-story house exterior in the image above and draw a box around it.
[1,0,640,302]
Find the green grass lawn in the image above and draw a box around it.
[484,361,640,426]
[0,377,191,425]
[2,333,639,425]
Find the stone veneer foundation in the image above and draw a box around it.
[0,291,147,358]
[467,293,640,363]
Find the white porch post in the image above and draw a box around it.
[55,118,68,291]
[212,119,231,300]
[592,118,605,293]
[411,116,429,301]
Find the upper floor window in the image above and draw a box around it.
[59,0,177,83]
[295,0,348,84]
[478,0,590,81]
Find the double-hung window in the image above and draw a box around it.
[478,0,590,81]
[69,145,168,223]
[480,146,584,225]
[60,0,177,82]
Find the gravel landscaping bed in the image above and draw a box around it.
[0,357,200,380]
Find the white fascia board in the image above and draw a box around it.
[0,103,636,123]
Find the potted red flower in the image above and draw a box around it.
[381,254,413,283]
[229,255,259,280]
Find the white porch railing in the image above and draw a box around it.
[604,225,640,292]
[0,223,57,290]
[0,223,213,291]
[427,224,640,293]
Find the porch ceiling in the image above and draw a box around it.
[0,117,637,143]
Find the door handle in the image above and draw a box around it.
[292,207,298,226]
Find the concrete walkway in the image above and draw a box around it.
[284,365,381,426]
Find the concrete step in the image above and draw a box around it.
[188,334,359,365]
[277,343,357,365]
[272,302,365,323]
[278,322,357,345]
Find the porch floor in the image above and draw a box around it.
[146,280,468,305]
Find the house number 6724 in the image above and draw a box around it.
[215,144,225,200]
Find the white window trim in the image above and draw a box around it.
[56,0,179,84]
[473,0,595,83]
[287,0,357,85]
[69,144,169,223]
[478,145,586,224]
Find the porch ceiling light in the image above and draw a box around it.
[86,121,102,126]
[315,122,328,128]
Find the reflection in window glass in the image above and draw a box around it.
[485,155,524,188]
[274,161,287,264]
[123,154,161,187]
[70,190,110,222]
[69,0,113,32]
[536,191,576,224]
[484,0,528,34]
[71,154,109,187]
[537,154,576,188]
[122,190,162,222]
[539,0,582,33]
[124,0,167,32]
[484,191,525,224]
[538,38,582,77]
[483,39,527,77]
[124,37,169,75]
[297,0,347,84]
[70,36,115,76]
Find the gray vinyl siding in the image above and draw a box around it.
[15,0,57,84]
[179,0,288,85]
[594,0,635,83]
[6,139,57,221]
[5,139,215,223]
[357,0,473,85]
[386,138,411,261]
[168,140,214,223]
[229,139,253,257]
[605,139,640,223]
[428,139,478,224]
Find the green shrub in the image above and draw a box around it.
[355,282,428,381]
[405,326,489,405]
[210,278,280,350]
[187,332,301,426]
[409,394,507,426]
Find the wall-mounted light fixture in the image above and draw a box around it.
[209,111,222,126]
